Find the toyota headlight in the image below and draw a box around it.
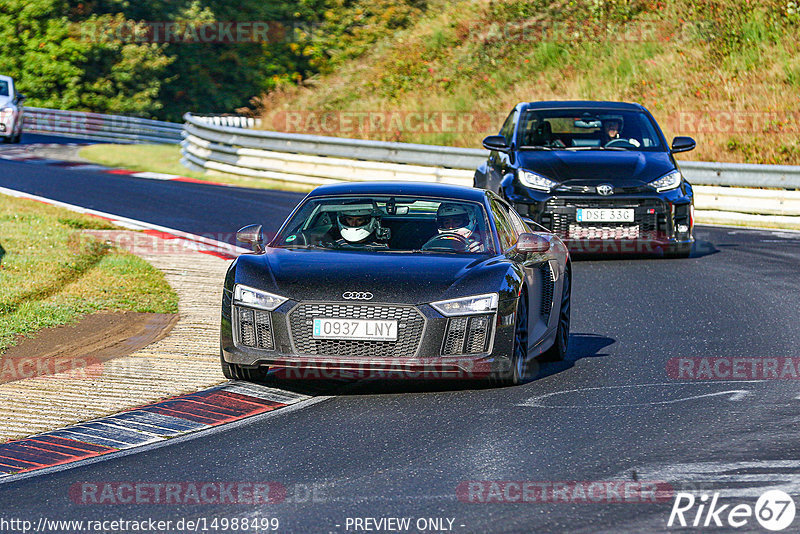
[431,293,498,316]
[649,170,682,192]
[233,284,287,311]
[518,169,559,192]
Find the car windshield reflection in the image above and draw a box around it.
[516,109,663,151]
[274,195,495,254]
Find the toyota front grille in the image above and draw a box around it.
[545,198,665,240]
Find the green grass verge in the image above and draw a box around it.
[78,144,312,192]
[0,195,179,352]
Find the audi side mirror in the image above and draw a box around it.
[515,232,550,253]
[671,136,696,153]
[236,224,264,253]
[482,135,511,153]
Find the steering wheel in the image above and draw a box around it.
[421,232,469,252]
[605,138,637,148]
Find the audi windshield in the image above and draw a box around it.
[273,195,496,254]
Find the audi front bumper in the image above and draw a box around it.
[220,289,519,380]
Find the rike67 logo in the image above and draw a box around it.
[668,490,796,531]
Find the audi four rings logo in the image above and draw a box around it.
[343,292,373,300]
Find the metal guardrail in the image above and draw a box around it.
[182,113,487,169]
[679,161,800,189]
[180,114,800,226]
[23,107,182,144]
[181,113,800,191]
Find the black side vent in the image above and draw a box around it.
[441,315,493,355]
[236,306,274,350]
[540,263,555,322]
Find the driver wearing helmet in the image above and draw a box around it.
[433,202,484,252]
[335,205,389,249]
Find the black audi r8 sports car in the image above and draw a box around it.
[474,101,696,257]
[220,182,571,386]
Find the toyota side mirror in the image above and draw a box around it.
[671,136,696,153]
[482,135,511,153]
[515,232,550,253]
[236,224,264,253]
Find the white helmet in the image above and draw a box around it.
[436,202,476,238]
[338,205,378,243]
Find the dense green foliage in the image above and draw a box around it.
[0,0,171,115]
[0,0,428,121]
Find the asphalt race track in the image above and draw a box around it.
[0,135,306,240]
[2,145,800,533]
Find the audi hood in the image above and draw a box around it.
[228,248,515,305]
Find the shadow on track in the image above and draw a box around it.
[570,239,718,261]
[528,332,616,383]
[252,332,616,396]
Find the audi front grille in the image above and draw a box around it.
[288,303,425,358]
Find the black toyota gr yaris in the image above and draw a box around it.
[474,101,696,257]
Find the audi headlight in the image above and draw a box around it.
[431,293,498,316]
[649,170,682,192]
[233,284,287,311]
[518,169,558,192]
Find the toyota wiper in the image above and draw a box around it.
[564,146,627,151]
[518,145,553,151]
